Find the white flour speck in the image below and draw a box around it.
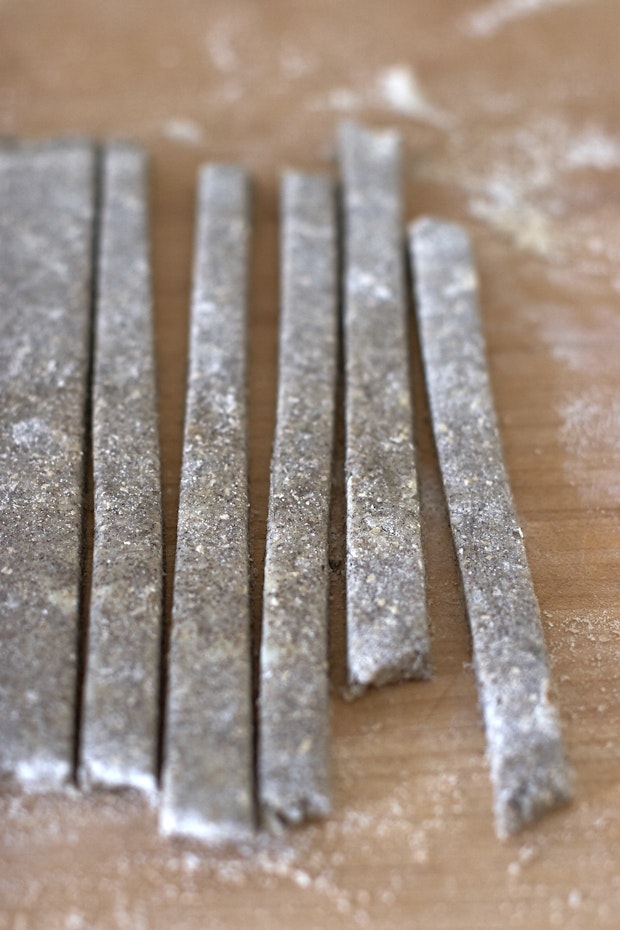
[558,388,620,462]
[564,127,620,171]
[206,20,239,72]
[315,65,452,128]
[280,48,314,79]
[375,65,453,127]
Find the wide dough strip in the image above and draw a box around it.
[0,140,97,789]
[258,171,338,827]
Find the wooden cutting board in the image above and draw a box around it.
[2,1,620,927]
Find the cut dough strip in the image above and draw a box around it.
[161,165,254,840]
[81,143,163,798]
[258,171,338,828]
[338,121,430,693]
[409,217,572,837]
[0,140,97,789]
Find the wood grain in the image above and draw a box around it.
[1,1,620,928]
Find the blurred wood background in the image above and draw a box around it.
[2,1,620,927]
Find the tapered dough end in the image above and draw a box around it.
[492,737,574,840]
[347,636,432,699]
[260,791,331,834]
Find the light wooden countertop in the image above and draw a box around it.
[2,1,620,927]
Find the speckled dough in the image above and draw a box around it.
[409,217,572,838]
[80,143,163,797]
[0,140,96,789]
[338,122,430,693]
[258,172,337,828]
[161,165,254,841]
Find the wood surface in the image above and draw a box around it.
[1,1,620,928]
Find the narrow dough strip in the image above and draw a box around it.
[338,121,430,693]
[81,143,163,798]
[258,171,337,827]
[161,164,254,840]
[409,217,572,837]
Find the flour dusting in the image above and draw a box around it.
[315,65,452,129]
[0,755,471,928]
[465,0,581,37]
[376,66,453,127]
[558,388,620,462]
[162,119,205,146]
[206,19,239,73]
[279,48,314,80]
[469,188,552,255]
[325,88,364,112]
[564,127,620,171]
[437,118,620,256]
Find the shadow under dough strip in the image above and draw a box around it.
[409,217,572,838]
[0,140,96,789]
[80,143,163,797]
[258,171,337,828]
[338,121,430,693]
[161,165,254,840]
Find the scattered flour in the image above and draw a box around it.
[564,127,620,171]
[551,342,591,374]
[161,119,205,146]
[205,19,239,73]
[464,0,581,37]
[515,297,620,511]
[443,118,620,256]
[325,88,365,112]
[318,65,453,129]
[558,387,620,463]
[279,48,315,80]
[375,65,453,128]
[469,189,552,255]
[0,765,472,928]
[555,385,620,508]
[555,611,620,681]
